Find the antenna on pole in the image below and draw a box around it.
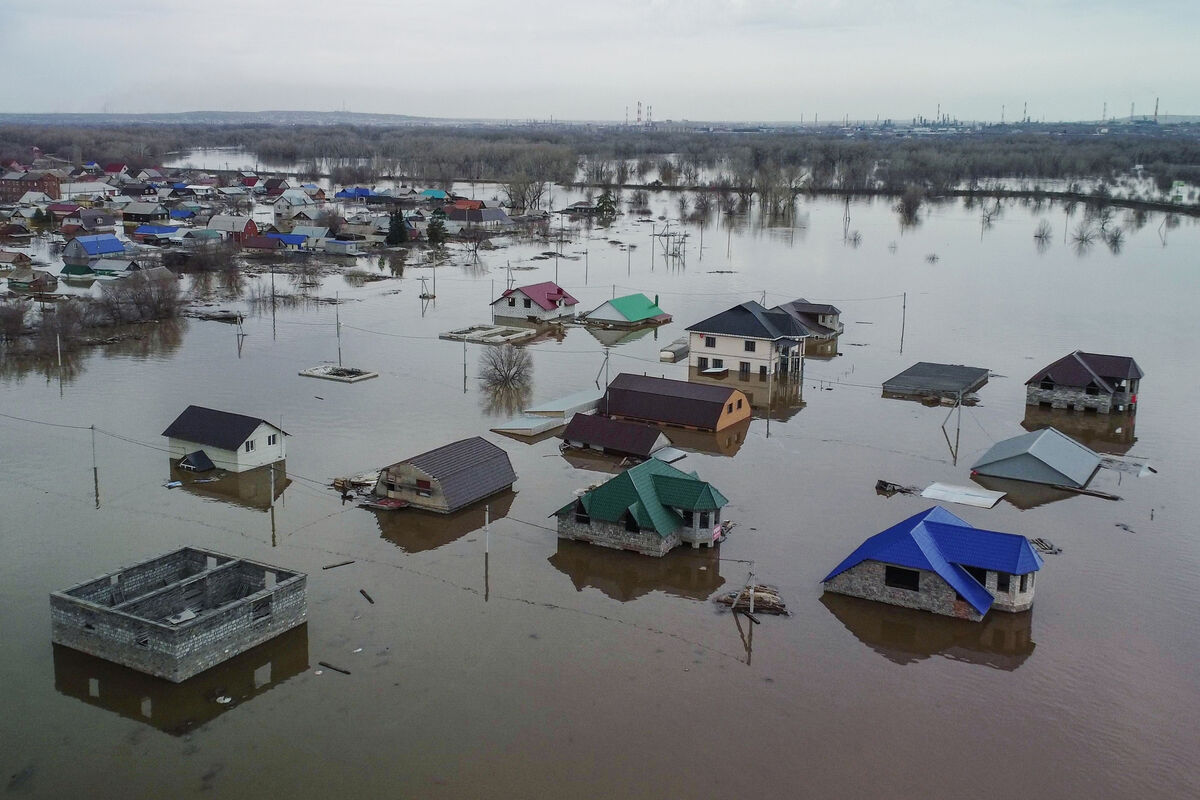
[1154,97,1159,123]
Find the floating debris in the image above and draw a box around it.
[359,589,375,605]
[715,585,788,616]
[1031,538,1062,554]
[298,365,379,383]
[317,661,351,676]
[322,560,355,570]
[875,479,920,496]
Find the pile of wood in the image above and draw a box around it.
[715,584,788,616]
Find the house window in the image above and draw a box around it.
[267,434,277,446]
[737,398,743,409]
[1040,379,1054,391]
[965,566,988,586]
[244,439,255,453]
[416,479,432,498]
[699,511,710,529]
[1085,383,1100,396]
[739,361,750,376]
[712,359,723,369]
[1019,574,1029,592]
[523,298,532,308]
[507,297,516,306]
[574,501,590,525]
[997,573,1011,593]
[705,336,716,348]
[759,365,768,381]
[251,596,272,621]
[884,566,920,591]
[744,340,756,352]
[726,403,733,413]
[625,514,640,533]
[697,357,709,370]
[682,510,694,526]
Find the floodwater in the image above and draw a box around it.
[2,188,1199,798]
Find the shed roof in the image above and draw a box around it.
[599,293,669,323]
[72,234,124,256]
[883,362,990,397]
[494,281,579,311]
[133,225,179,236]
[162,405,284,451]
[398,436,516,512]
[562,414,666,459]
[1026,350,1143,392]
[122,202,166,215]
[266,233,307,246]
[604,374,743,429]
[971,427,1101,489]
[555,458,727,536]
[822,507,1043,616]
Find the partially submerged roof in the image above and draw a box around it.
[822,507,1043,616]
[494,281,579,311]
[971,427,1101,489]
[562,414,668,459]
[605,374,744,429]
[686,300,807,340]
[883,362,989,397]
[585,293,670,324]
[555,459,728,537]
[1026,350,1143,392]
[162,405,284,451]
[399,436,516,511]
[771,298,842,337]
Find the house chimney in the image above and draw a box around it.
[654,294,659,307]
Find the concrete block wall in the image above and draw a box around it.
[556,515,680,557]
[1025,386,1135,414]
[823,561,983,621]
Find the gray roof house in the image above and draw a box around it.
[373,437,517,513]
[1025,351,1144,414]
[162,405,288,474]
[970,427,1101,489]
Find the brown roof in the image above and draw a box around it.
[1026,351,1143,392]
[604,374,742,430]
[562,414,666,459]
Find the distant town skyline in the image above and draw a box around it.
[2,0,1195,123]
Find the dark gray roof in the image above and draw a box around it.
[605,374,742,430]
[686,300,808,340]
[771,298,840,337]
[1026,351,1143,392]
[403,436,516,512]
[971,427,1101,489]
[161,405,282,451]
[883,362,990,397]
[562,414,667,459]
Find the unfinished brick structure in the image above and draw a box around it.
[50,547,307,683]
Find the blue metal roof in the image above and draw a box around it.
[266,233,306,246]
[169,209,195,219]
[821,507,1042,616]
[74,234,124,255]
[134,225,179,236]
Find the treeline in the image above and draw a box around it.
[2,121,1198,197]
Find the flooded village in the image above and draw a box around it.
[2,127,1200,799]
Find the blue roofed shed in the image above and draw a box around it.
[62,234,125,265]
[822,507,1043,620]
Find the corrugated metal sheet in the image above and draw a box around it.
[604,374,741,431]
[556,459,726,537]
[401,437,516,512]
[921,482,1005,508]
[562,414,666,459]
[883,362,990,397]
[162,406,281,452]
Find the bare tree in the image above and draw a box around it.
[479,344,532,388]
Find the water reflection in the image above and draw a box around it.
[585,325,657,348]
[969,474,1076,510]
[52,624,309,736]
[548,538,725,602]
[480,384,533,417]
[169,460,290,512]
[374,489,515,553]
[664,418,751,457]
[820,594,1035,671]
[1021,405,1136,455]
[687,366,805,422]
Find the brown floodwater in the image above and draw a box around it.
[2,190,1198,798]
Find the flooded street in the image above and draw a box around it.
[3,189,1199,798]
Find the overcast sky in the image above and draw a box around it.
[2,0,1194,122]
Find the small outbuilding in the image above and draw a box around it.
[821,506,1043,621]
[552,459,729,556]
[603,373,750,432]
[580,293,671,328]
[883,362,989,401]
[62,233,125,266]
[1025,350,1143,414]
[561,414,670,460]
[970,426,1101,489]
[373,436,516,514]
[207,214,258,242]
[162,405,288,473]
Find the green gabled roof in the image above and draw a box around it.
[553,459,727,537]
[650,474,728,511]
[608,293,667,322]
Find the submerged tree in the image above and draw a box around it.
[595,190,617,218]
[479,344,532,389]
[426,208,447,247]
[385,210,408,245]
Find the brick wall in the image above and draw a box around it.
[1025,385,1136,414]
[556,514,680,557]
[823,561,983,621]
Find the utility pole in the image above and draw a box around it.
[900,292,907,354]
[334,293,342,367]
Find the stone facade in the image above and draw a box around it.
[556,515,681,557]
[51,548,307,683]
[823,559,1036,621]
[1025,385,1136,414]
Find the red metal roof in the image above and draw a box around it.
[498,281,579,311]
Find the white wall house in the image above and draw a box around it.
[491,281,579,323]
[162,405,288,474]
[685,301,807,379]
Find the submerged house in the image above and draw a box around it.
[604,373,751,432]
[491,281,578,323]
[579,293,671,328]
[971,427,1101,489]
[50,547,307,683]
[162,405,288,474]
[552,459,729,556]
[561,414,670,460]
[62,233,125,266]
[207,214,258,243]
[883,362,990,402]
[373,436,516,514]
[686,300,807,379]
[1025,351,1143,414]
[822,507,1043,621]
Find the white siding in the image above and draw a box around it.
[492,289,574,322]
[167,422,285,473]
[687,331,793,376]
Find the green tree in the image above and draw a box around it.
[595,190,617,218]
[386,210,408,245]
[426,208,447,246]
